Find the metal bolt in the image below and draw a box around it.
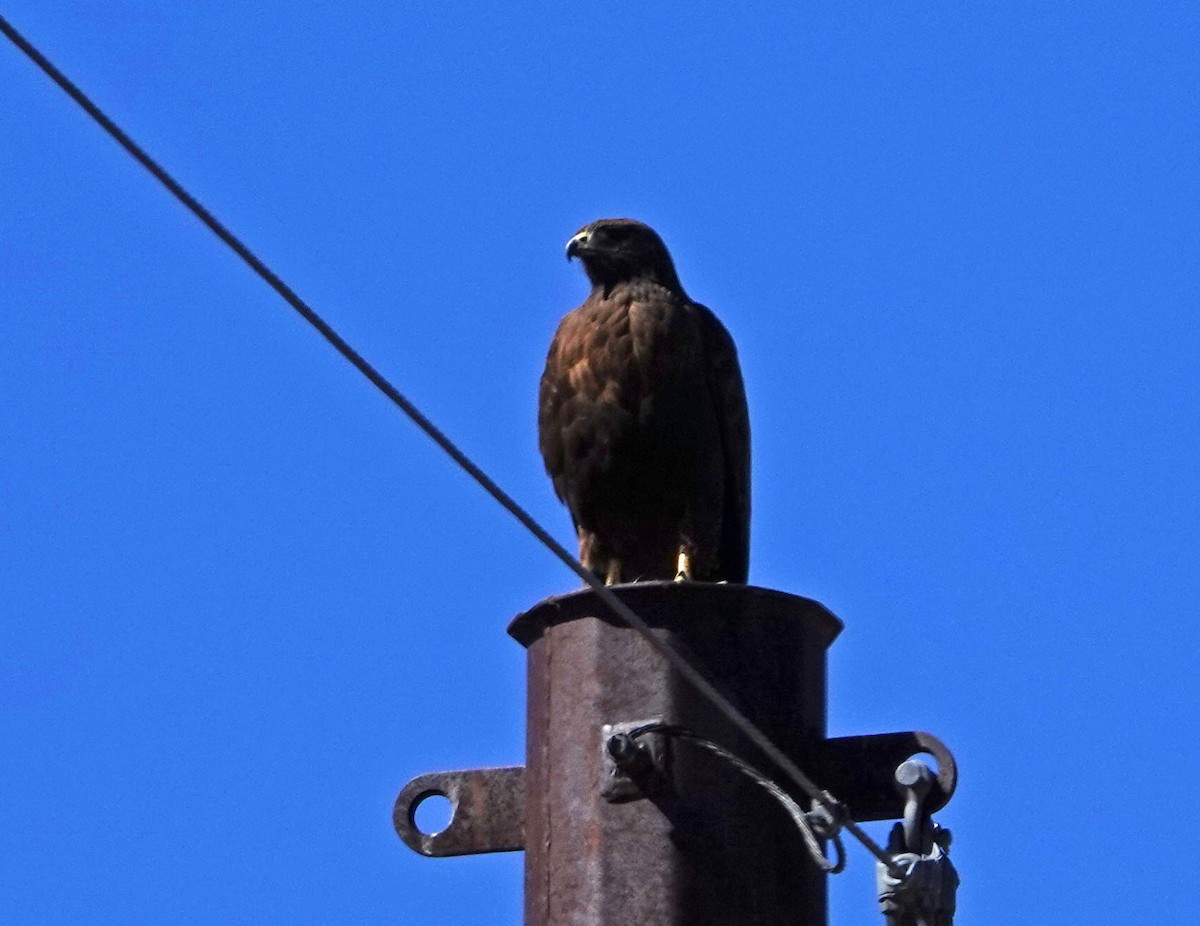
[896,759,935,855]
[895,759,934,794]
[606,732,644,770]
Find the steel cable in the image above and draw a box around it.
[0,13,904,877]
[622,722,846,873]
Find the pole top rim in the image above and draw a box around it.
[508,581,844,648]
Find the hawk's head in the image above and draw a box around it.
[566,218,683,293]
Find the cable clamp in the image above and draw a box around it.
[803,792,846,841]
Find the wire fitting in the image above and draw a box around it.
[602,720,671,802]
[803,798,843,842]
[876,759,958,926]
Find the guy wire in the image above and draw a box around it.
[0,13,903,876]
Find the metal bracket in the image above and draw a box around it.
[393,766,524,857]
[818,731,956,822]
[601,718,670,802]
[393,730,957,857]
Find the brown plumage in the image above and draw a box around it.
[538,218,750,584]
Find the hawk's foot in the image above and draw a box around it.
[674,551,693,582]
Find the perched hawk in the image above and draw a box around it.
[538,218,750,585]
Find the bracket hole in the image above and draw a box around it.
[902,751,939,774]
[410,790,455,835]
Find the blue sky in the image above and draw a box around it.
[2,3,1197,923]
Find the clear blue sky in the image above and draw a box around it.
[2,3,1197,923]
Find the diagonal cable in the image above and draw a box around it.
[0,13,903,876]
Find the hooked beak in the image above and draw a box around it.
[566,230,589,261]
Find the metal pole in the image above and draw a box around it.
[508,582,843,926]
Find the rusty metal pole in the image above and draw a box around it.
[394,585,956,923]
[507,582,842,926]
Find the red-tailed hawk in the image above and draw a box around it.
[538,218,750,584]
